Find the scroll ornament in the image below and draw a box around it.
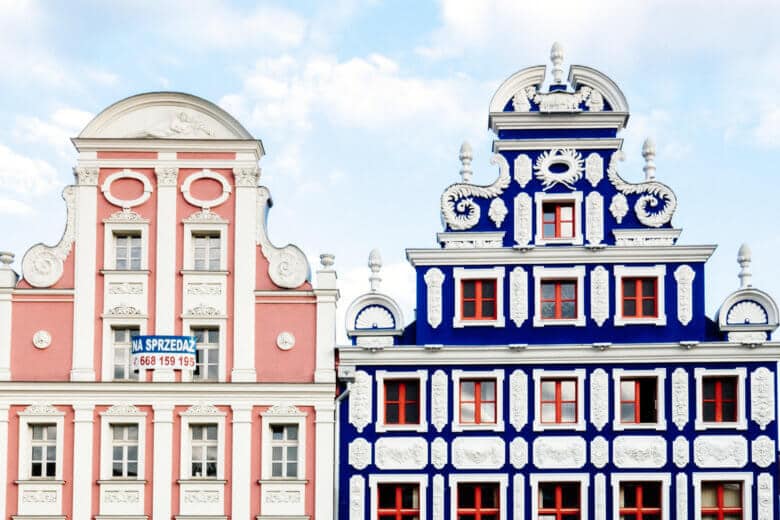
[441,154,510,231]
[607,151,677,228]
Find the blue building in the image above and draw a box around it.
[337,44,780,520]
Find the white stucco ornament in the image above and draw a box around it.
[276,332,295,351]
[441,154,510,230]
[101,169,153,209]
[348,438,371,470]
[607,151,677,228]
[533,148,584,190]
[32,330,52,349]
[256,188,309,289]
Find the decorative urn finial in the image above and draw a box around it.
[0,252,13,268]
[319,253,335,269]
[550,42,565,84]
[642,138,656,180]
[459,141,473,183]
[737,243,752,288]
[368,249,382,292]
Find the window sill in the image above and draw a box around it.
[453,317,506,328]
[100,269,151,275]
[532,421,586,432]
[452,422,505,433]
[180,269,229,275]
[374,422,428,433]
[177,479,227,484]
[258,479,309,485]
[614,316,667,327]
[613,422,667,431]
[694,420,747,431]
[97,479,147,484]
[15,479,66,484]
[533,317,586,327]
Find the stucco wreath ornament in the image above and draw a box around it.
[534,148,585,190]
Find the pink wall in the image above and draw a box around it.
[255,299,317,383]
[11,299,74,380]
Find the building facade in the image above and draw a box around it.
[0,93,337,519]
[338,45,780,519]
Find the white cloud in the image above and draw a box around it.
[0,144,59,196]
[753,106,780,148]
[225,53,479,132]
[0,198,34,216]
[14,108,94,158]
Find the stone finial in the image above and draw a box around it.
[737,243,752,288]
[0,252,13,268]
[550,42,565,84]
[459,141,473,183]
[642,138,656,180]
[319,253,335,269]
[368,249,382,291]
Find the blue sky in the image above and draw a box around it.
[1,0,779,334]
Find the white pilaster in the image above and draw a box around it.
[231,168,258,382]
[71,168,98,381]
[0,289,11,380]
[231,404,253,519]
[314,256,338,383]
[153,403,174,519]
[153,167,178,382]
[72,403,95,520]
[315,404,335,519]
[0,403,8,519]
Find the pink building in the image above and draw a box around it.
[0,93,338,519]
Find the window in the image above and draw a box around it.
[457,483,499,520]
[694,368,747,430]
[270,424,299,478]
[542,202,575,239]
[619,482,662,520]
[532,266,585,327]
[190,424,217,478]
[620,378,658,424]
[459,379,496,425]
[613,265,666,326]
[111,424,139,478]
[700,482,742,520]
[461,279,497,321]
[377,484,419,520]
[384,379,420,426]
[702,377,737,423]
[540,379,577,425]
[538,482,581,520]
[613,369,666,431]
[193,233,221,271]
[622,277,658,319]
[114,232,142,270]
[30,424,57,478]
[192,328,219,381]
[453,267,506,328]
[113,327,139,381]
[540,280,577,320]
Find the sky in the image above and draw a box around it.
[1,0,779,340]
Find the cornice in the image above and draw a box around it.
[405,245,717,266]
[489,111,629,133]
[71,137,264,158]
[339,342,780,366]
[493,138,623,152]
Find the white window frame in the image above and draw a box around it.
[532,369,586,431]
[179,407,226,480]
[182,320,227,383]
[183,221,228,272]
[369,474,428,520]
[692,472,753,520]
[612,368,667,431]
[532,266,586,327]
[453,267,505,327]
[613,265,667,326]
[18,407,65,481]
[534,191,584,246]
[103,221,149,271]
[694,367,747,430]
[529,473,589,519]
[449,473,508,520]
[101,317,147,382]
[611,473,671,520]
[375,370,428,433]
[260,406,307,481]
[451,369,505,432]
[99,407,146,480]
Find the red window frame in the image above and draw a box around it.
[461,279,497,320]
[542,202,575,239]
[701,482,743,520]
[619,378,658,424]
[459,379,497,425]
[702,376,738,423]
[540,378,577,424]
[622,277,658,318]
[457,483,500,520]
[540,280,577,320]
[619,482,662,520]
[384,379,420,425]
[538,483,581,520]
[377,484,420,520]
